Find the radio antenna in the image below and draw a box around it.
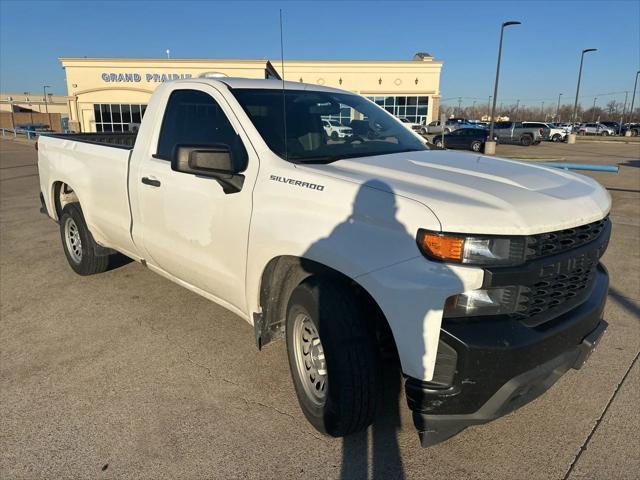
[279,9,288,161]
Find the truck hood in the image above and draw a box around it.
[298,150,611,235]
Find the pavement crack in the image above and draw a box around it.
[137,317,215,379]
[561,351,639,480]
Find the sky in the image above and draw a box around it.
[1,0,639,109]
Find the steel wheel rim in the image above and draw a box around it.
[292,312,327,406]
[64,217,82,263]
[472,142,481,151]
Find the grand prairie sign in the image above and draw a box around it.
[101,72,194,83]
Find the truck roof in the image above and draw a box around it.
[190,76,350,94]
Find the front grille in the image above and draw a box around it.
[514,263,598,326]
[484,216,611,327]
[525,216,609,261]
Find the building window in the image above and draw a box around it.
[367,96,428,124]
[93,104,147,132]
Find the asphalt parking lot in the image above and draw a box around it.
[1,138,638,479]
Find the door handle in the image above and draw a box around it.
[141,176,161,187]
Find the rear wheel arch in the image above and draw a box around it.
[256,256,396,355]
[52,181,79,220]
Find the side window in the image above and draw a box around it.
[156,89,247,171]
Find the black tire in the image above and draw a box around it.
[520,134,533,146]
[552,134,561,142]
[285,277,379,437]
[470,140,482,152]
[601,131,609,136]
[330,131,339,140]
[59,203,109,275]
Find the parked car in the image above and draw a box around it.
[398,117,427,135]
[432,127,489,152]
[426,118,475,134]
[38,78,611,448]
[578,123,615,136]
[322,119,353,139]
[621,122,640,136]
[492,121,543,146]
[600,121,622,135]
[523,122,567,142]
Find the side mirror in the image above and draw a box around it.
[171,144,245,194]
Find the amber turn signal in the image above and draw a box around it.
[417,230,465,262]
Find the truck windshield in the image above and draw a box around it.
[231,88,428,163]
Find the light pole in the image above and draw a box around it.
[628,70,640,125]
[591,97,598,121]
[571,48,597,127]
[43,85,50,114]
[556,93,563,122]
[457,97,462,116]
[472,100,476,119]
[487,95,492,120]
[487,20,521,154]
[620,91,628,133]
[514,99,520,121]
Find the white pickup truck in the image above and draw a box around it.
[38,78,611,447]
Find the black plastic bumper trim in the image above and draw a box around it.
[406,265,609,447]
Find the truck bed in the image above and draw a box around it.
[44,132,137,149]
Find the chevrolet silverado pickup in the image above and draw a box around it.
[38,78,611,447]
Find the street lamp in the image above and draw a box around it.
[628,70,640,125]
[43,85,51,115]
[488,20,521,151]
[556,93,563,122]
[591,96,598,121]
[571,48,597,126]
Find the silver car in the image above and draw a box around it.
[578,123,616,136]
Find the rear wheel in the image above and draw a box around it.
[434,139,443,148]
[286,277,379,437]
[59,203,109,275]
[520,134,533,146]
[470,140,482,152]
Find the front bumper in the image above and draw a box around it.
[405,265,609,447]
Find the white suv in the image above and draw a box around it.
[322,119,353,139]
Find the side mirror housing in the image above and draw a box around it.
[171,144,245,194]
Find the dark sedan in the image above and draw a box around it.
[432,128,489,152]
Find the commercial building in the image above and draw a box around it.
[0,92,70,115]
[57,54,442,132]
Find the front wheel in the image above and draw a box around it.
[59,203,109,275]
[286,278,379,437]
[520,134,533,146]
[552,134,562,142]
[601,131,609,136]
[434,139,443,148]
[470,140,482,152]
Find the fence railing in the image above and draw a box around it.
[0,127,51,140]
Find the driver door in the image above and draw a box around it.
[131,86,257,313]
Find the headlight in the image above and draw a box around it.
[443,286,527,318]
[416,229,527,266]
